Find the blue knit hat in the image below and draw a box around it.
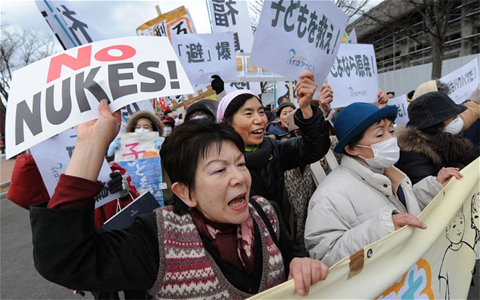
[334,103,398,154]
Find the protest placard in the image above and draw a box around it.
[208,0,254,53]
[5,36,193,159]
[250,0,347,83]
[35,0,106,50]
[136,6,196,40]
[388,95,409,125]
[327,43,378,107]
[440,57,479,104]
[115,132,165,206]
[249,158,479,299]
[29,129,119,208]
[171,33,236,85]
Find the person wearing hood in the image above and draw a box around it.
[396,92,479,185]
[107,110,164,157]
[184,98,219,122]
[266,102,297,139]
[305,102,461,267]
[216,72,330,217]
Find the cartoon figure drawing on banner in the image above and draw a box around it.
[471,192,480,249]
[438,208,477,299]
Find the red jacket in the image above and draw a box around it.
[6,154,139,229]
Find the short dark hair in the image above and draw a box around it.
[223,94,263,124]
[160,121,245,214]
[277,96,289,105]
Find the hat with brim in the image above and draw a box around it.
[407,92,466,129]
[334,103,398,154]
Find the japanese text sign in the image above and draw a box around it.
[388,95,409,125]
[35,0,106,50]
[115,132,165,206]
[171,33,237,85]
[208,0,254,53]
[250,0,347,83]
[5,36,193,159]
[440,58,479,104]
[29,129,120,208]
[136,6,196,41]
[327,43,378,107]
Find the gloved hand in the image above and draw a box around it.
[107,137,121,157]
[154,139,163,150]
[107,172,129,199]
[211,75,225,95]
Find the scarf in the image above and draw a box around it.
[190,209,255,274]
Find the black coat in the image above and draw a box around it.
[245,105,330,208]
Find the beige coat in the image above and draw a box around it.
[304,155,442,267]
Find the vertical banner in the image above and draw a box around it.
[171,33,237,85]
[440,58,479,104]
[248,158,480,299]
[327,43,378,107]
[35,0,106,50]
[29,129,120,208]
[115,132,164,206]
[388,95,409,125]
[250,0,347,83]
[5,36,193,158]
[208,0,255,53]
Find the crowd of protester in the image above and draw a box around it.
[7,73,480,299]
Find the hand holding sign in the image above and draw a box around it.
[67,100,120,182]
[295,72,317,119]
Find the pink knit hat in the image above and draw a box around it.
[216,89,258,123]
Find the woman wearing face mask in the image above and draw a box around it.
[160,115,175,137]
[396,92,479,185]
[107,110,164,157]
[304,102,462,267]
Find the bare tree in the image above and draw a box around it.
[0,26,56,114]
[353,0,457,79]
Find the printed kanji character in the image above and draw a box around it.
[186,43,205,63]
[216,41,232,60]
[59,5,92,44]
[213,0,239,27]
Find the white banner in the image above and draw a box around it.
[249,158,480,299]
[171,33,237,85]
[5,36,193,159]
[136,6,197,40]
[35,0,106,50]
[327,43,378,107]
[208,0,254,53]
[29,129,119,208]
[388,95,409,125]
[251,0,347,84]
[440,57,480,104]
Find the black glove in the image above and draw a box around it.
[211,75,224,94]
[107,172,123,194]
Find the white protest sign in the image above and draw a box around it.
[346,28,357,44]
[440,57,479,104]
[208,0,254,53]
[6,36,193,159]
[29,129,119,208]
[327,43,378,107]
[388,95,409,125]
[35,0,106,50]
[171,33,236,85]
[250,0,347,83]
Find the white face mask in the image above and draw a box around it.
[356,137,400,169]
[162,126,173,137]
[443,117,463,135]
[135,128,151,133]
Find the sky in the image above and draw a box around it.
[1,0,214,44]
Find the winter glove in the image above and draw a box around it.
[107,172,129,199]
[211,75,225,95]
[107,137,121,157]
